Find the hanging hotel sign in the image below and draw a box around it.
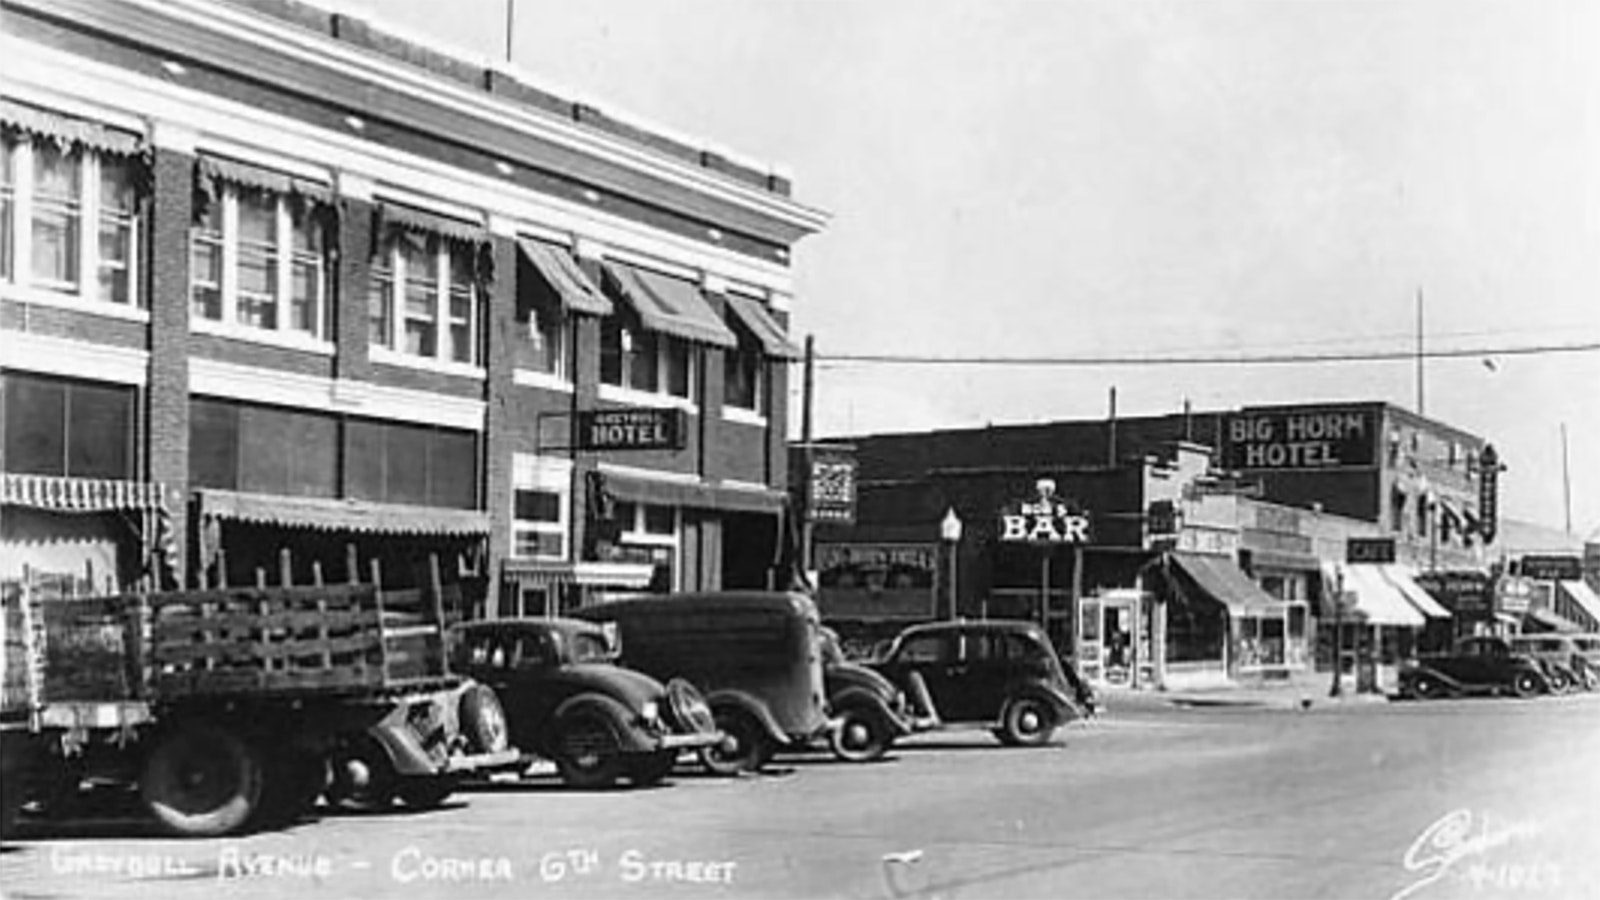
[1223,408,1378,471]
[998,479,1092,544]
[804,444,858,524]
[576,408,686,451]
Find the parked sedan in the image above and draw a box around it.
[1509,634,1597,691]
[868,620,1094,747]
[819,627,914,762]
[1399,636,1552,699]
[448,619,722,788]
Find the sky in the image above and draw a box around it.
[380,0,1600,538]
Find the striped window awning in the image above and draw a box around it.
[0,98,144,157]
[197,489,489,537]
[196,154,333,206]
[2,473,167,512]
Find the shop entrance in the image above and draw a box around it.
[1095,589,1145,687]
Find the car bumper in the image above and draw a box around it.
[656,730,726,752]
[444,747,525,774]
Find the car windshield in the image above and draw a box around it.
[569,631,614,663]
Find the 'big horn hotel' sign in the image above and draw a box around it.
[999,479,1092,544]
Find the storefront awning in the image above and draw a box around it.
[518,239,612,316]
[601,261,738,348]
[1523,606,1582,634]
[598,470,787,515]
[1557,581,1600,630]
[1379,566,1452,618]
[1169,551,1281,617]
[196,154,333,206]
[197,489,489,536]
[722,293,800,359]
[3,473,168,512]
[0,98,144,156]
[1339,564,1426,627]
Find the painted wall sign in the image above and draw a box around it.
[998,479,1092,544]
[1517,555,1582,582]
[576,408,685,451]
[1223,408,1378,470]
[815,542,936,619]
[1414,571,1492,619]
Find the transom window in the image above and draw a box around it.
[0,130,143,307]
[189,182,330,339]
[600,319,693,399]
[370,231,484,367]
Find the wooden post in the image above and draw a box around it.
[279,548,293,587]
[428,553,449,676]
[215,548,229,588]
[346,543,360,585]
[312,560,324,587]
[255,567,267,589]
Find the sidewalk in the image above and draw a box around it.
[1098,670,1394,711]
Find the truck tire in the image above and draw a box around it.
[698,707,773,776]
[459,684,509,754]
[828,705,892,763]
[140,723,265,837]
[326,734,397,812]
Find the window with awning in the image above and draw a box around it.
[1167,551,1281,617]
[1336,564,1426,627]
[600,260,737,349]
[1555,581,1600,631]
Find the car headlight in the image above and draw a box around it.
[640,701,660,724]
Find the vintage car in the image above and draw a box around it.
[1398,636,1553,699]
[868,620,1095,747]
[1573,634,1600,682]
[574,592,832,775]
[448,619,722,789]
[819,627,915,762]
[1508,634,1597,692]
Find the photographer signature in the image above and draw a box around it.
[1391,808,1557,900]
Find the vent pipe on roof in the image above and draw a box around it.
[1107,386,1118,466]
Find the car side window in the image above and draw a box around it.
[898,634,949,663]
[516,632,555,668]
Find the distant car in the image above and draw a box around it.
[1399,636,1552,700]
[1508,634,1596,692]
[448,619,722,788]
[1572,634,1600,686]
[818,627,914,762]
[868,620,1095,747]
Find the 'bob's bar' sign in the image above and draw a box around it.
[1223,407,1378,470]
[998,479,1092,544]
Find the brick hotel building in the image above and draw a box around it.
[0,0,827,615]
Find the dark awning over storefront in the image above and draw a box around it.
[598,471,787,515]
[197,489,489,536]
[722,293,800,359]
[518,239,612,316]
[1523,606,1582,634]
[1169,551,1281,617]
[601,261,738,348]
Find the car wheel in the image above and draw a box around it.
[554,709,624,790]
[396,775,458,809]
[699,708,773,776]
[140,723,265,837]
[1510,671,1543,698]
[1583,668,1600,692]
[828,706,892,763]
[626,750,679,787]
[999,696,1056,747]
[1547,670,1571,693]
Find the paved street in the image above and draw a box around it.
[4,693,1597,900]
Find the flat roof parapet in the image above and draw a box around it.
[213,0,793,196]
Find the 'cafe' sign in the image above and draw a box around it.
[998,479,1092,544]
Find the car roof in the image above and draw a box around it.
[895,620,1046,639]
[574,591,816,619]
[450,617,605,639]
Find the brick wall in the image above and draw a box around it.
[146,146,194,585]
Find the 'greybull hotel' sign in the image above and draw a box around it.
[1223,407,1378,471]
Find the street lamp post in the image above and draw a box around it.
[1329,566,1345,698]
[941,508,963,621]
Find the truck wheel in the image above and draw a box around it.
[396,776,457,809]
[140,723,265,837]
[999,696,1056,747]
[626,750,679,787]
[326,735,396,812]
[699,708,773,776]
[459,684,509,754]
[1511,672,1543,698]
[829,706,892,763]
[555,709,624,789]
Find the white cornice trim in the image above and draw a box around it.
[140,0,828,233]
[189,357,485,431]
[597,462,703,486]
[3,37,800,297]
[0,330,149,386]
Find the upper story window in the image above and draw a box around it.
[722,292,798,420]
[512,454,571,561]
[1,103,147,310]
[522,304,571,380]
[515,239,609,387]
[723,340,765,414]
[190,163,332,341]
[368,207,490,370]
[599,318,694,399]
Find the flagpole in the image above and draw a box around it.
[504,0,515,63]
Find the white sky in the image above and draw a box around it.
[382,0,1600,537]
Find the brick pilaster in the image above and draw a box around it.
[482,226,517,617]
[146,143,194,585]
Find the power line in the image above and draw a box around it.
[814,339,1600,368]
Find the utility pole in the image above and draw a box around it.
[504,0,515,63]
[1415,287,1425,416]
[1561,422,1572,535]
[800,335,816,575]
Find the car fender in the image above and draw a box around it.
[550,693,657,755]
[1403,664,1468,692]
[703,690,790,746]
[829,686,912,737]
[365,716,441,776]
[1003,682,1079,724]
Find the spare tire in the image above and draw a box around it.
[663,679,716,734]
[459,683,509,754]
